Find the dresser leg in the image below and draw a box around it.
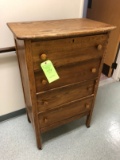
[86,114,91,128]
[26,112,31,123]
[34,120,43,149]
[35,132,42,150]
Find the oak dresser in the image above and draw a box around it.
[7,18,115,149]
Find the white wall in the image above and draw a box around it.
[0,52,25,115]
[0,0,84,116]
[0,0,84,48]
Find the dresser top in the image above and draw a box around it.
[7,18,115,40]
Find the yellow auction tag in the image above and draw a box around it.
[40,60,59,83]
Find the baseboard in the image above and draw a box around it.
[0,108,26,122]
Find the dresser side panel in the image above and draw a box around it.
[15,39,33,122]
[24,40,42,149]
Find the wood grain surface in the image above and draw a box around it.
[8,18,115,149]
[39,97,93,128]
[7,18,115,40]
[40,112,88,133]
[37,80,95,113]
[32,34,108,71]
[35,58,101,92]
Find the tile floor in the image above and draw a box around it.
[99,74,115,87]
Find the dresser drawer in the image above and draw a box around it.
[37,80,95,113]
[34,58,101,92]
[39,97,93,128]
[32,34,108,71]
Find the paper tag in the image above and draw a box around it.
[40,60,59,83]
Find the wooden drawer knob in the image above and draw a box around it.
[41,79,47,85]
[44,118,48,123]
[97,44,102,50]
[95,79,98,83]
[42,101,48,105]
[86,104,90,110]
[87,86,92,91]
[41,54,47,60]
[91,68,97,73]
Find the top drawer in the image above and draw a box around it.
[31,34,108,71]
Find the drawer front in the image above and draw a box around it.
[39,97,93,128]
[37,80,95,113]
[35,58,101,92]
[32,34,108,71]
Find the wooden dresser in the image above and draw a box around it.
[7,18,115,149]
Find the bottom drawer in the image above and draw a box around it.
[39,97,94,128]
